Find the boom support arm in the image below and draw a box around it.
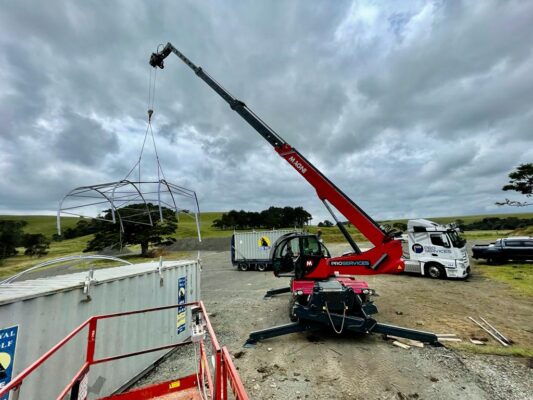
[150,43,389,247]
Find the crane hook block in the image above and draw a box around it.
[148,109,154,122]
[150,52,165,69]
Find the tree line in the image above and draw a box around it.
[212,206,312,230]
[0,220,50,260]
[456,217,533,231]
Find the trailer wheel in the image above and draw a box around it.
[426,263,445,279]
[238,263,249,271]
[256,263,268,272]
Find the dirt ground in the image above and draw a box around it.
[140,243,532,400]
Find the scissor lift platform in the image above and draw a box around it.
[0,302,248,400]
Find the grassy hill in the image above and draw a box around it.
[2,211,531,240]
[380,212,533,226]
[0,215,79,237]
[0,211,531,280]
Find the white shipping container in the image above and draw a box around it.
[231,229,297,270]
[0,260,200,399]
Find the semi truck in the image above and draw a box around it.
[231,229,298,271]
[403,219,470,279]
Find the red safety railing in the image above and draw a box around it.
[0,301,248,400]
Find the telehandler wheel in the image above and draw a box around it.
[238,263,249,271]
[426,263,445,279]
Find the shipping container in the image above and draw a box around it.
[230,229,298,271]
[0,259,200,400]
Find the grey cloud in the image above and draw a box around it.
[0,0,531,222]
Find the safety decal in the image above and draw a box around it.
[177,277,187,335]
[0,325,18,400]
[258,236,271,249]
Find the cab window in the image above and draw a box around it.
[301,236,322,256]
[430,234,450,248]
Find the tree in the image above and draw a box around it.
[22,233,50,257]
[0,220,27,260]
[321,220,334,227]
[496,163,533,207]
[392,222,407,232]
[85,203,177,256]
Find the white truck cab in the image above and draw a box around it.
[403,219,470,279]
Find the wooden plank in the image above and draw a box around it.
[392,340,411,349]
[437,337,462,342]
[387,336,424,348]
[469,339,485,345]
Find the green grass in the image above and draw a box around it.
[450,342,533,358]
[477,263,533,296]
[0,215,79,238]
[0,232,193,279]
[462,230,514,241]
[380,211,533,226]
[175,212,228,239]
[2,211,531,242]
[0,234,94,278]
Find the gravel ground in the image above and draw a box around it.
[136,246,532,399]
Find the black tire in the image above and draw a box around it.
[426,263,445,279]
[288,296,298,322]
[256,263,268,272]
[238,263,249,271]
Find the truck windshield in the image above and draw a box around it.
[447,230,466,248]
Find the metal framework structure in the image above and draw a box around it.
[0,254,132,285]
[57,106,201,241]
[0,301,249,400]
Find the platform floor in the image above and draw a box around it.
[151,388,203,399]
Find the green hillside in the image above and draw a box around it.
[0,215,79,237]
[1,211,531,241]
[380,212,533,226]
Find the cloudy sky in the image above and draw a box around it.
[1,0,532,223]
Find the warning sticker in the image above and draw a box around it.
[258,236,271,249]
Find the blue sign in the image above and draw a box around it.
[0,325,18,400]
[177,277,187,334]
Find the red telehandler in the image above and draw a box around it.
[150,43,438,346]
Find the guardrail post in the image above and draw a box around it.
[11,384,21,400]
[215,350,222,400]
[222,354,228,400]
[86,318,97,364]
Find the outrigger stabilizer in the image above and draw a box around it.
[246,279,439,347]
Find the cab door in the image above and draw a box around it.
[296,236,328,279]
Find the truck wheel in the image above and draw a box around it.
[238,263,249,271]
[256,263,268,272]
[426,263,445,279]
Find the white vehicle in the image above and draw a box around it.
[403,219,470,279]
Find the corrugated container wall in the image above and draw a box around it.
[0,260,200,399]
[232,229,297,261]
